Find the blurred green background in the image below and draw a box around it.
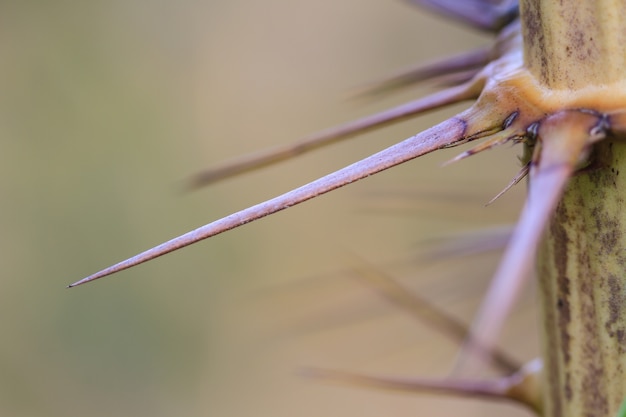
[1,1,538,416]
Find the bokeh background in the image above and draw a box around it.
[1,1,538,416]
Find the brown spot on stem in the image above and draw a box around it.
[552,202,572,367]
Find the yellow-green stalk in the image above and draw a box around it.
[538,138,626,417]
[522,1,626,416]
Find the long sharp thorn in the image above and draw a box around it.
[69,115,473,287]
[455,111,606,374]
[456,164,569,374]
[430,68,483,88]
[303,368,519,404]
[187,82,480,189]
[407,0,519,32]
[355,47,490,99]
[348,257,520,374]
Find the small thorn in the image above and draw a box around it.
[443,128,519,166]
[442,149,473,166]
[486,163,530,206]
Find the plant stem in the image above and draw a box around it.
[522,1,626,416]
[538,138,626,417]
[521,0,626,89]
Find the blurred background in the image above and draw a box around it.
[1,1,538,416]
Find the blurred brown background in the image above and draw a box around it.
[1,1,537,416]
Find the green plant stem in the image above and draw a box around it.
[520,1,626,416]
[538,138,626,417]
[521,0,626,90]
